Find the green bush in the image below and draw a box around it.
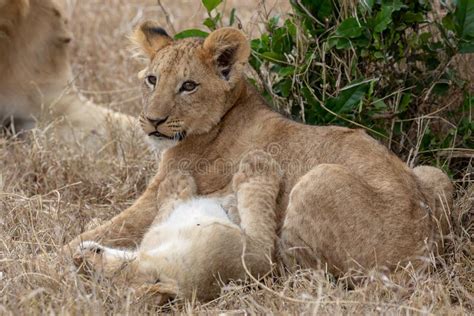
[178,0,473,180]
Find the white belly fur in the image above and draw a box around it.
[139,197,236,260]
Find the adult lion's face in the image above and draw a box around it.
[133,22,250,149]
[0,0,73,125]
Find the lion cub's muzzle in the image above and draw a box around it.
[139,114,186,141]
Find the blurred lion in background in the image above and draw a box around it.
[0,0,137,145]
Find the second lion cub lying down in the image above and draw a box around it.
[74,151,281,302]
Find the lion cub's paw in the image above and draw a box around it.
[233,150,282,189]
[158,170,197,203]
[221,194,240,225]
[73,241,105,273]
[135,280,179,305]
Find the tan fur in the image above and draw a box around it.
[74,151,281,302]
[132,21,173,59]
[0,0,136,143]
[68,23,454,300]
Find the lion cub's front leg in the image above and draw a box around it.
[66,170,196,252]
[232,150,282,275]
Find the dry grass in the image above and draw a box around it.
[0,1,473,314]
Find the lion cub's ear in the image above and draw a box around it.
[132,21,172,60]
[0,0,30,37]
[0,0,30,16]
[203,27,250,81]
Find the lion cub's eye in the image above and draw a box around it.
[145,75,157,89]
[180,81,198,93]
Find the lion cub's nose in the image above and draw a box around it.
[146,116,168,127]
[61,36,72,44]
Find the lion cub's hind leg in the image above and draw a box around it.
[279,163,432,277]
[73,241,137,279]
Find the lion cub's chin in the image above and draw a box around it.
[145,136,178,153]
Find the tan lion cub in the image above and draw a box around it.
[68,23,454,295]
[73,151,281,302]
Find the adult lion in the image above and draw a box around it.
[0,0,136,143]
[68,22,454,288]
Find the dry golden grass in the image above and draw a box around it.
[0,1,472,314]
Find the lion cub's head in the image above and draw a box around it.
[132,22,250,150]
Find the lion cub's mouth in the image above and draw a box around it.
[148,131,186,141]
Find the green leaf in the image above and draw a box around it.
[442,13,456,32]
[402,12,425,23]
[271,27,292,53]
[352,36,370,47]
[454,0,474,53]
[336,17,364,38]
[374,51,384,59]
[373,100,388,111]
[460,41,474,53]
[335,38,351,49]
[327,81,370,114]
[285,19,298,41]
[419,32,432,44]
[250,38,263,51]
[454,0,474,39]
[359,0,375,14]
[375,7,394,32]
[462,93,473,111]
[203,17,216,30]
[433,82,450,96]
[202,0,222,12]
[399,93,412,112]
[261,52,286,63]
[278,66,295,76]
[268,16,280,32]
[373,6,394,32]
[381,0,406,10]
[174,29,209,40]
[327,36,352,50]
[275,79,292,97]
[372,1,406,33]
[229,8,236,26]
[293,0,334,22]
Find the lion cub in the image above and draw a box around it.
[73,151,281,302]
